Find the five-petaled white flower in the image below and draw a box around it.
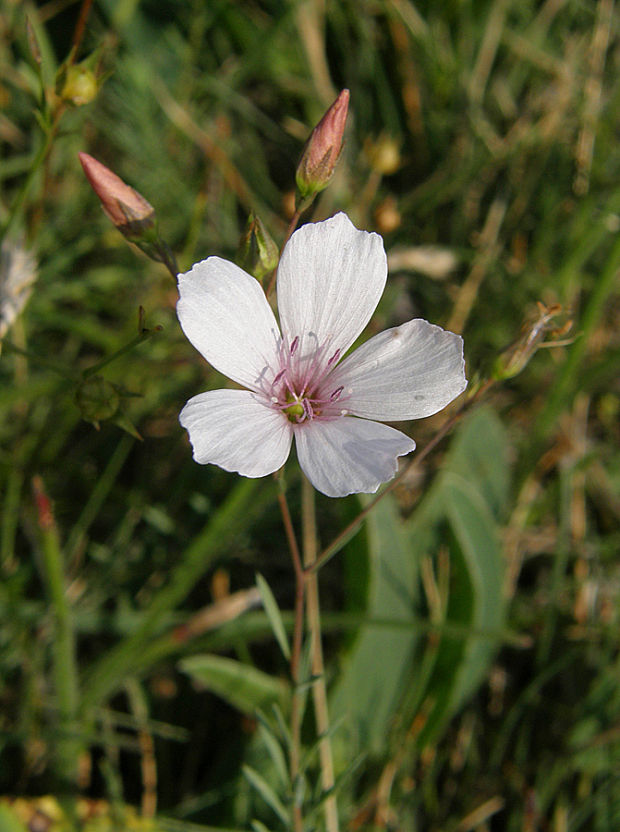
[177,213,467,498]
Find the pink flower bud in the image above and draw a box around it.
[79,153,155,232]
[296,89,350,200]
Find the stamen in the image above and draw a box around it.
[267,333,350,423]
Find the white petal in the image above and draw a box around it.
[177,258,281,391]
[180,390,292,478]
[277,213,387,361]
[327,319,467,421]
[294,418,415,498]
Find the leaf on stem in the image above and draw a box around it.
[256,572,291,660]
[180,654,289,717]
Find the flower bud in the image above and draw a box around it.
[79,153,155,236]
[75,375,120,426]
[61,65,98,106]
[296,89,349,202]
[493,302,572,380]
[237,213,279,281]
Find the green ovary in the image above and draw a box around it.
[284,400,305,422]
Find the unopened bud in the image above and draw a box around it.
[79,153,155,235]
[237,213,279,281]
[296,89,349,202]
[493,302,573,380]
[75,376,120,426]
[61,65,98,106]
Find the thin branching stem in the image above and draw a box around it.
[70,0,94,60]
[310,379,495,575]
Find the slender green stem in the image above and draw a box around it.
[275,477,305,832]
[83,327,161,378]
[266,205,306,298]
[0,130,53,244]
[1,464,23,572]
[33,476,80,783]
[155,240,179,280]
[1,339,77,379]
[302,476,339,832]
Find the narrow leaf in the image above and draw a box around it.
[180,655,289,717]
[242,764,289,825]
[256,572,290,660]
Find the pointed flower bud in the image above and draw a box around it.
[237,213,279,281]
[296,89,349,202]
[79,153,155,234]
[79,153,178,276]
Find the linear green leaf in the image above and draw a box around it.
[256,572,291,660]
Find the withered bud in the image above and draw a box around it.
[79,153,155,236]
[237,213,279,281]
[493,302,573,380]
[296,89,349,202]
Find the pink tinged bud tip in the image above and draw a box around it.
[296,89,350,198]
[78,153,155,230]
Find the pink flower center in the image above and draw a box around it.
[265,335,349,423]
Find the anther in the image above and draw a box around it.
[330,386,344,401]
[289,336,299,355]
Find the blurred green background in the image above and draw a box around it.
[0,0,619,830]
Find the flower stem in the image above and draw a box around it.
[82,326,162,378]
[276,477,305,832]
[301,476,339,832]
[265,204,307,298]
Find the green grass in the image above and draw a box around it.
[1,0,619,830]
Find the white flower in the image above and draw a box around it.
[177,213,467,498]
[0,239,38,340]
